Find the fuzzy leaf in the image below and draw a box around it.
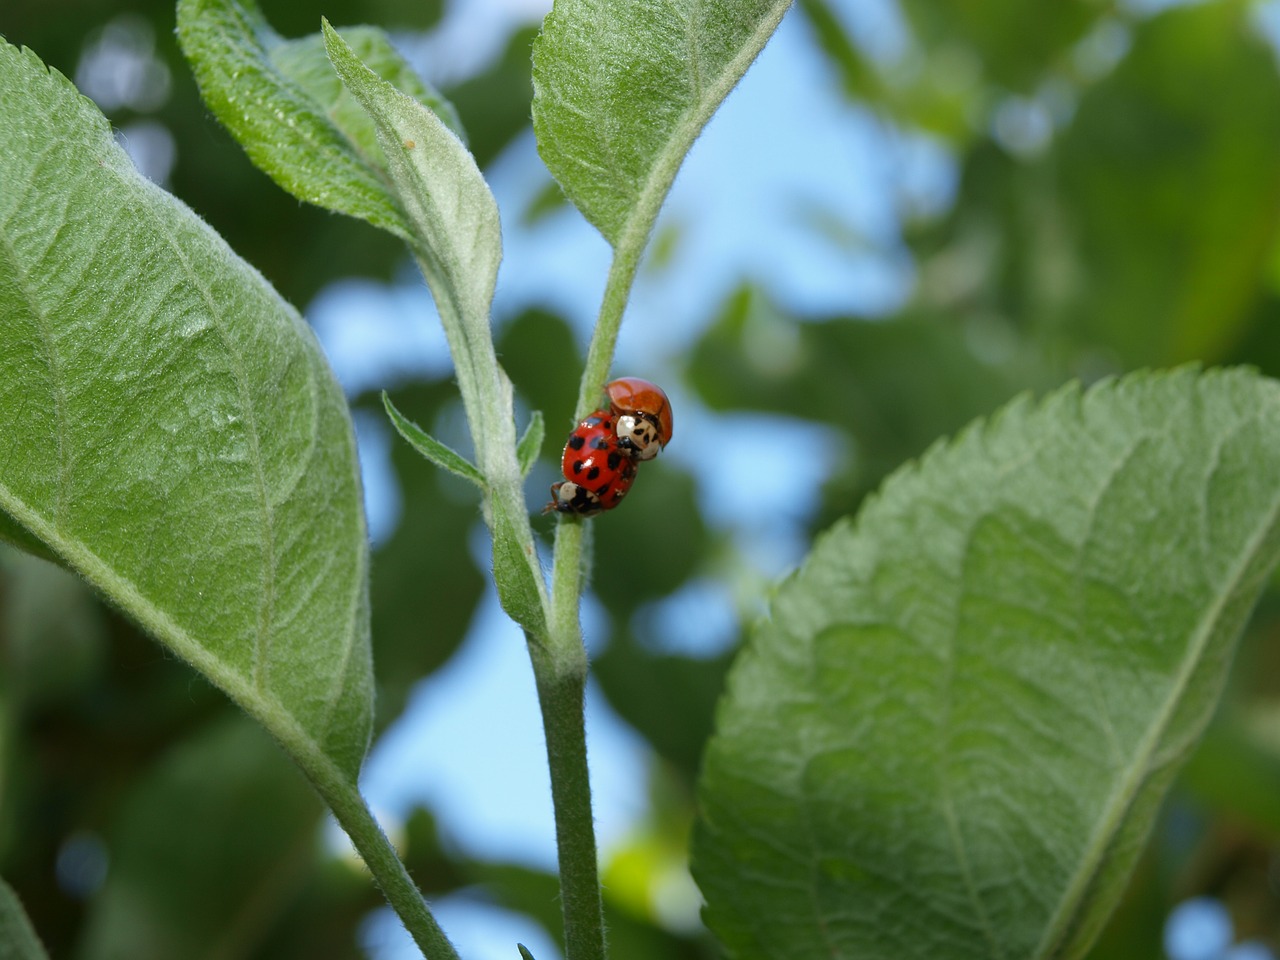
[490,499,549,639]
[383,392,485,488]
[694,367,1280,960]
[326,25,548,639]
[177,0,463,241]
[269,28,466,152]
[0,877,49,960]
[0,40,373,781]
[323,21,502,405]
[532,0,791,246]
[516,410,546,478]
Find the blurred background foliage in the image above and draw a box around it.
[4,0,1280,956]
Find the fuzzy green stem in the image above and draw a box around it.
[550,517,587,647]
[531,646,606,960]
[304,753,461,960]
[573,235,646,420]
[540,184,654,960]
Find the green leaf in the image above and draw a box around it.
[177,0,462,241]
[325,25,549,641]
[532,0,791,247]
[383,391,486,487]
[323,20,504,420]
[492,499,550,640]
[0,876,50,960]
[517,946,537,960]
[516,410,546,478]
[269,28,466,151]
[693,367,1280,960]
[0,40,373,782]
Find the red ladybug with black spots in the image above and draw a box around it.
[546,377,673,517]
[546,410,637,516]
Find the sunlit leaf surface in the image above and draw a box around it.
[0,39,373,780]
[532,0,791,246]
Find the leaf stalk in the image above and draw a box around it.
[300,751,461,960]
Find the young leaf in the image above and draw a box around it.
[325,25,550,640]
[693,367,1280,960]
[516,410,546,478]
[383,392,486,488]
[0,877,50,960]
[322,20,501,363]
[491,499,550,640]
[531,0,791,247]
[0,40,373,782]
[177,0,462,241]
[269,28,466,152]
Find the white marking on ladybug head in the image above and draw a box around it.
[616,413,662,461]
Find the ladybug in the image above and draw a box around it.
[546,411,638,516]
[604,377,673,462]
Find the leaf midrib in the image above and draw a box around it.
[611,0,791,255]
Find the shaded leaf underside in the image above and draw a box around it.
[695,367,1280,960]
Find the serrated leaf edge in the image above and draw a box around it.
[698,367,1280,959]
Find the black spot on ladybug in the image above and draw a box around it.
[590,436,610,450]
[572,459,584,474]
[568,435,586,451]
[586,466,600,480]
[607,452,622,469]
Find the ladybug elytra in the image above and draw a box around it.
[545,376,672,517]
[604,377,673,462]
[546,411,637,516]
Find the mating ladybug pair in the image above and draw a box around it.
[546,377,673,517]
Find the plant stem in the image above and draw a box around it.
[531,640,606,960]
[574,234,646,419]
[308,755,461,960]
[539,193,654,960]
